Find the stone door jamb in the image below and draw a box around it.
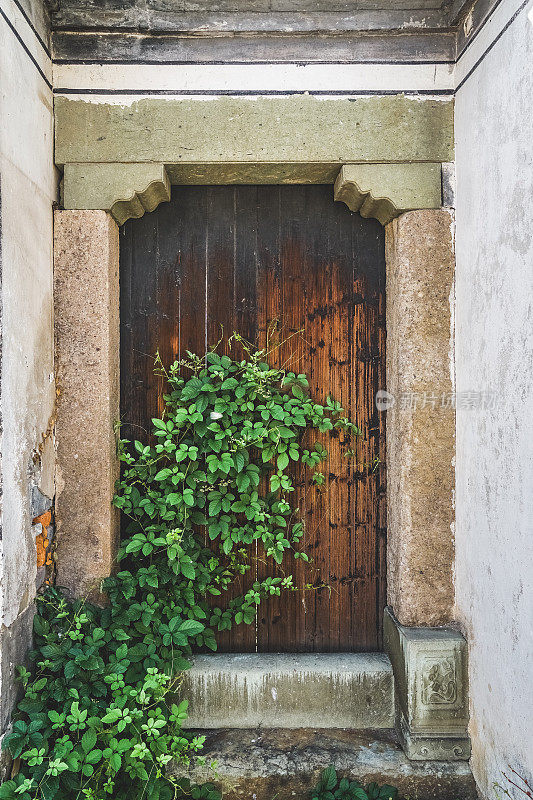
[53,154,466,761]
[55,157,455,622]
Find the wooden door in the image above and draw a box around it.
[120,185,386,651]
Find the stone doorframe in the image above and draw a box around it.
[52,94,468,760]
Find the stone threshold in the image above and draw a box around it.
[180,652,394,730]
[171,728,477,800]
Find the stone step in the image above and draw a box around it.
[171,728,477,800]
[180,652,395,730]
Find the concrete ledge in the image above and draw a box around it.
[171,729,477,800]
[180,653,394,730]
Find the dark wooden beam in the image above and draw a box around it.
[52,30,456,64]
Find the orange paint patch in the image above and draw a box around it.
[33,510,53,569]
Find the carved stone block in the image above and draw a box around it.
[334,163,442,225]
[384,607,470,761]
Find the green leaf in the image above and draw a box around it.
[322,766,337,791]
[101,709,121,724]
[155,468,172,481]
[180,561,196,580]
[183,489,195,507]
[109,752,122,772]
[277,452,289,471]
[0,782,17,800]
[81,730,97,754]
[85,749,102,765]
[278,427,294,439]
[195,394,209,413]
[378,786,398,800]
[64,659,76,681]
[178,620,205,636]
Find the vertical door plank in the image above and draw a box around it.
[226,186,261,652]
[120,212,159,442]
[174,186,208,360]
[257,186,309,652]
[255,186,284,650]
[206,186,235,357]
[324,191,356,652]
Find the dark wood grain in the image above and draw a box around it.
[120,184,386,651]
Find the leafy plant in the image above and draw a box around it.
[1,340,361,800]
[311,767,398,800]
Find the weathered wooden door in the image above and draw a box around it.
[120,185,386,651]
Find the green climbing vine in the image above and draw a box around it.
[0,338,361,800]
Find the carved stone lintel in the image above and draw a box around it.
[334,163,442,225]
[384,608,470,762]
[62,161,442,227]
[62,163,171,226]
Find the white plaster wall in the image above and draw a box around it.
[455,1,533,795]
[52,61,454,94]
[0,0,57,730]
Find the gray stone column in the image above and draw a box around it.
[385,210,455,627]
[54,210,120,602]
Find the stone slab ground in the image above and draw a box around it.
[172,729,477,800]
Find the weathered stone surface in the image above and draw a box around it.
[0,605,36,779]
[50,1,449,33]
[385,210,455,626]
[384,609,470,761]
[441,162,456,208]
[334,163,442,225]
[55,95,454,167]
[30,485,53,520]
[166,162,341,185]
[63,163,171,225]
[0,604,35,735]
[180,653,394,730]
[54,211,120,602]
[171,728,477,800]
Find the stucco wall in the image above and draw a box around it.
[0,0,57,742]
[454,0,533,795]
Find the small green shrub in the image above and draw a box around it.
[0,342,360,800]
[311,767,398,800]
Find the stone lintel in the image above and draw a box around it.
[334,164,442,225]
[54,210,120,602]
[55,96,454,167]
[384,608,470,762]
[63,163,171,226]
[385,209,455,627]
